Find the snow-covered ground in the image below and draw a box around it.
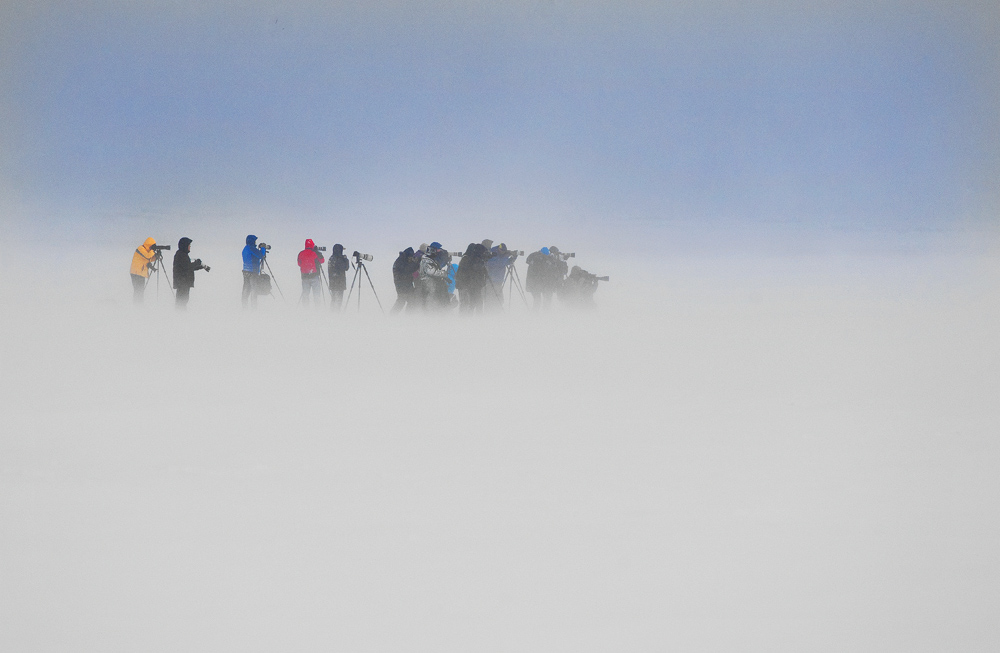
[2,243,998,651]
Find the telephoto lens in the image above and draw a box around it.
[316,246,327,251]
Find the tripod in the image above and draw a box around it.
[345,256,384,314]
[503,261,529,308]
[144,252,174,299]
[318,261,333,307]
[263,257,285,300]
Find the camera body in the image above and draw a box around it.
[353,251,373,262]
[259,243,272,251]
[151,244,171,252]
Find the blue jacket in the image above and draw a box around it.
[242,235,266,273]
[486,247,513,287]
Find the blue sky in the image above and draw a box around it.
[1,1,997,239]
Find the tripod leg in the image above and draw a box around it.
[345,266,361,309]
[360,263,385,314]
[319,266,331,305]
[263,259,285,300]
[486,275,504,313]
[511,266,529,307]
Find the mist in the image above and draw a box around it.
[3,1,1000,651]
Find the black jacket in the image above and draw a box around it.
[327,245,350,291]
[455,243,488,290]
[173,238,204,290]
[392,248,419,291]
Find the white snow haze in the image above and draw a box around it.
[2,1,999,651]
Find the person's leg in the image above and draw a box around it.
[131,274,146,304]
[471,286,484,314]
[242,271,252,307]
[175,286,190,309]
[311,277,322,306]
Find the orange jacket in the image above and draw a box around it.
[130,237,157,277]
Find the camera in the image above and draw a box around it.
[449,251,464,258]
[259,243,272,251]
[594,275,609,282]
[353,251,373,262]
[559,252,576,260]
[151,244,171,251]
[315,246,327,252]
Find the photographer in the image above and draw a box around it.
[454,242,489,314]
[548,246,570,288]
[391,246,419,313]
[561,265,601,308]
[327,243,350,311]
[242,235,268,308]
[172,237,209,309]
[129,237,159,304]
[297,238,325,307]
[418,242,450,311]
[525,247,557,311]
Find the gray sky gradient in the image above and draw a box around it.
[2,1,997,243]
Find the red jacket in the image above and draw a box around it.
[297,239,325,276]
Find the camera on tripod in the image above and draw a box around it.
[315,246,327,252]
[259,243,272,251]
[558,252,576,260]
[151,244,171,252]
[353,251,373,262]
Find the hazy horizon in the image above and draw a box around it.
[2,2,999,651]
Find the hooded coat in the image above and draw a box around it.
[525,249,553,292]
[392,247,419,292]
[419,250,450,303]
[173,237,204,290]
[327,244,350,291]
[242,235,266,274]
[297,238,325,277]
[455,243,488,291]
[131,237,157,277]
[486,246,514,287]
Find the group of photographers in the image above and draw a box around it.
[130,236,210,309]
[131,235,604,311]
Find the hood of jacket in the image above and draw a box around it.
[332,243,344,255]
[142,237,156,250]
[246,234,257,246]
[178,237,192,252]
[305,238,315,249]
